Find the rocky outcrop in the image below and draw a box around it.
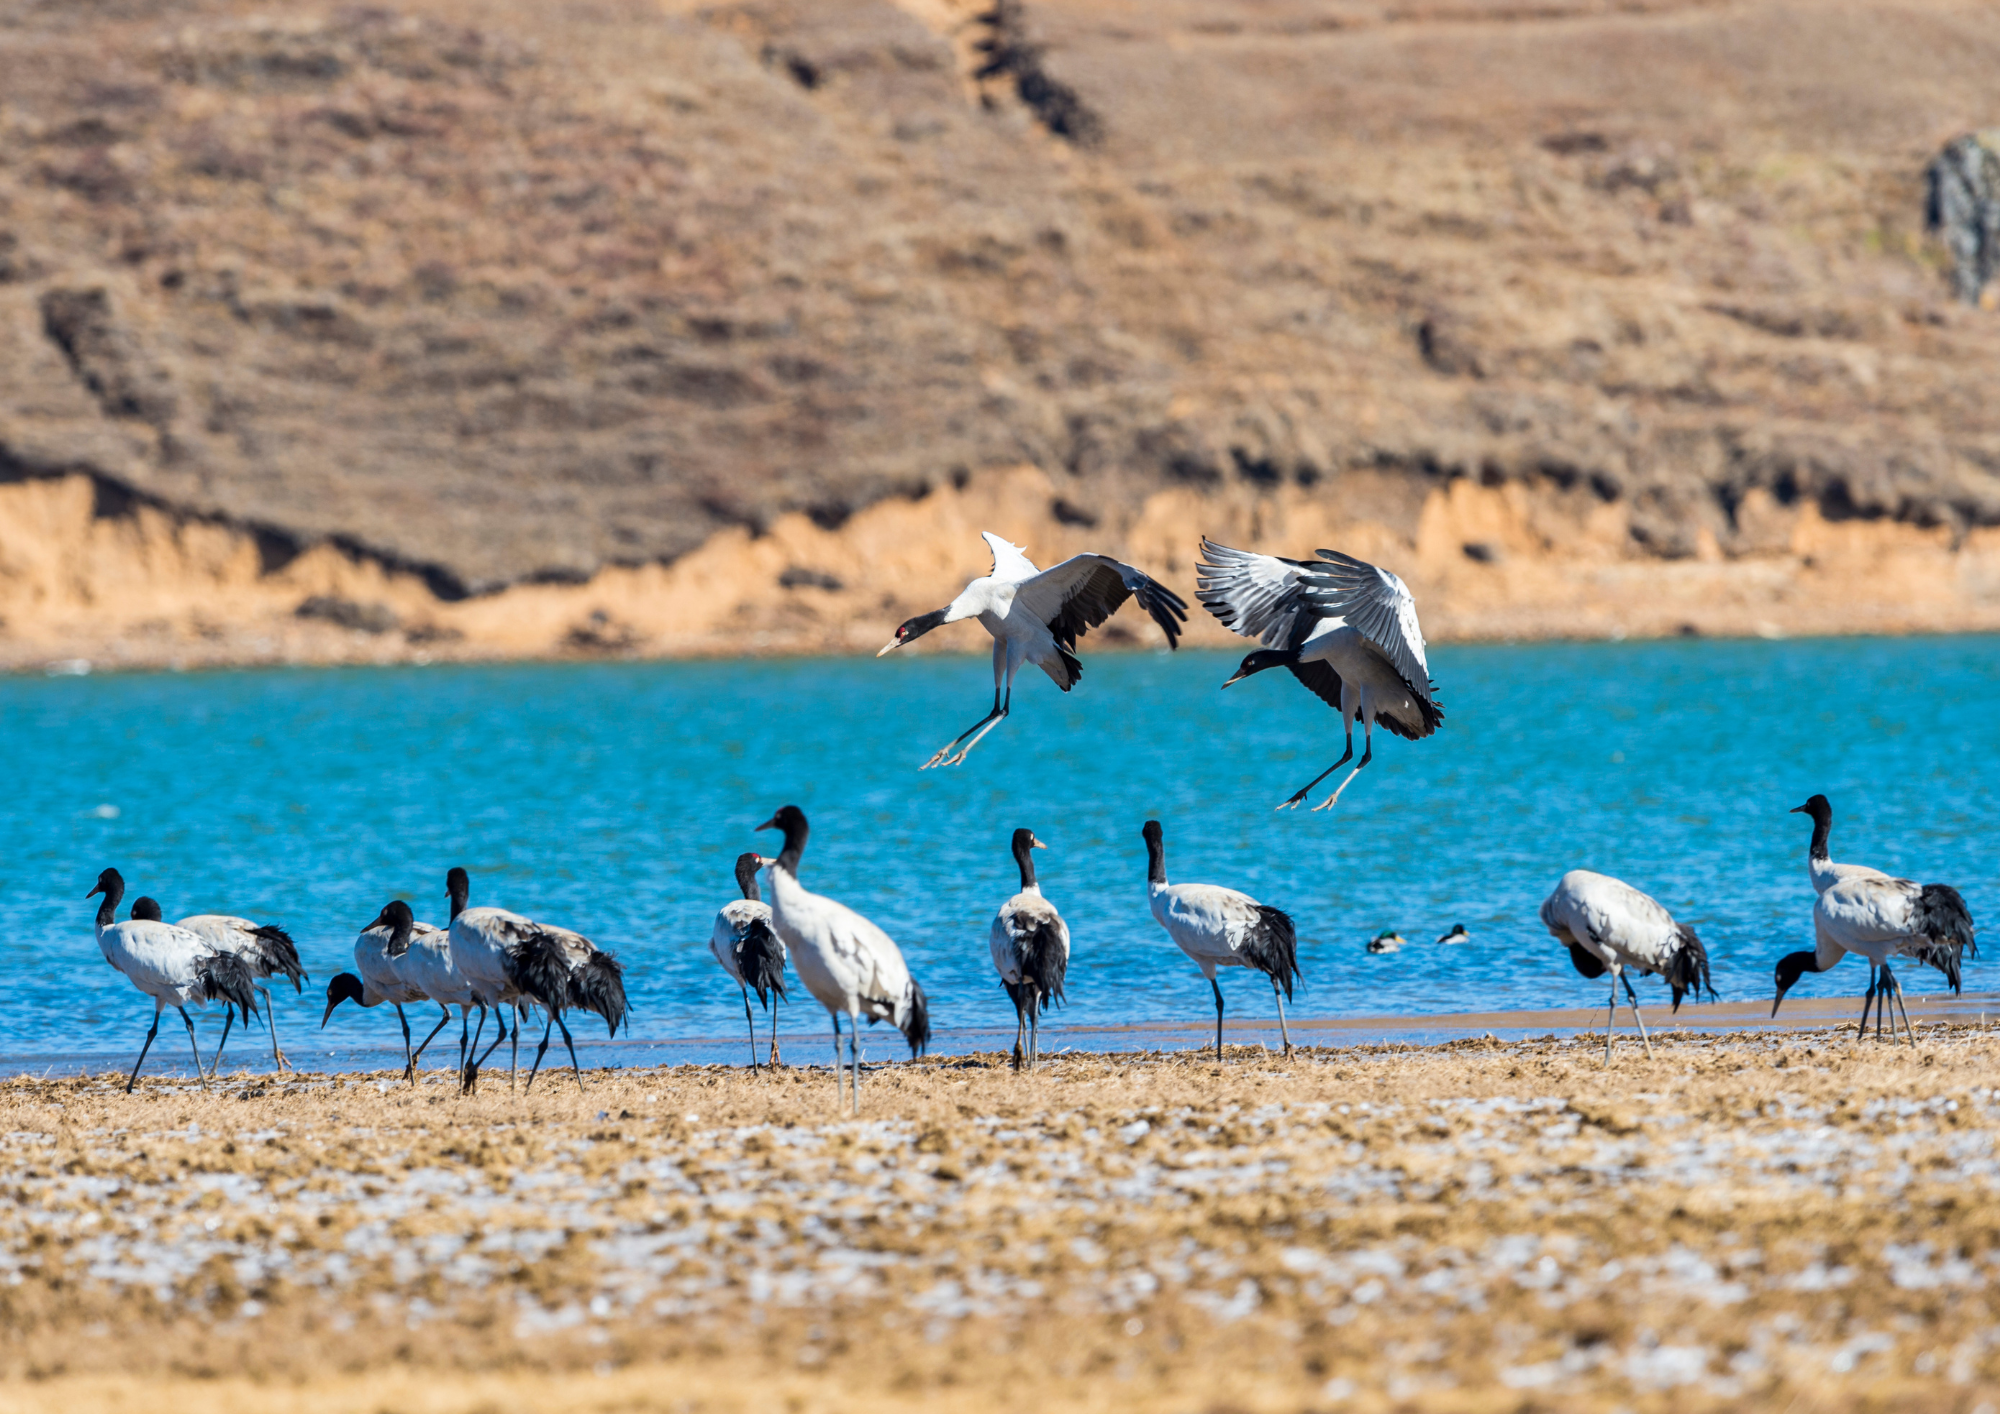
[1928,132,2000,307]
[1,0,1998,653]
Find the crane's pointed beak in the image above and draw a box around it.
[755,815,779,832]
[876,638,902,657]
[1788,804,1806,814]
[86,884,103,899]
[1770,991,1786,1017]
[1031,837,1048,850]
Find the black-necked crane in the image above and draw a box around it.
[1773,800,1976,1043]
[711,852,787,1070]
[757,805,930,1113]
[169,908,306,1075]
[1539,870,1714,1065]
[876,532,1187,768]
[1197,539,1442,809]
[990,828,1069,1070]
[1141,820,1300,1060]
[442,866,532,1092]
[89,869,256,1092]
[323,901,435,1075]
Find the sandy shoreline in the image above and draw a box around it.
[11,990,1997,1076]
[5,1025,1998,1411]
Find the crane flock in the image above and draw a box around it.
[80,532,1982,1101]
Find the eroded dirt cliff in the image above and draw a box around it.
[2,0,1998,665]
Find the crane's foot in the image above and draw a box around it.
[1276,790,1309,810]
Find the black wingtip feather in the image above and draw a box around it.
[1241,906,1301,999]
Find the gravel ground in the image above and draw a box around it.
[4,1027,1999,1412]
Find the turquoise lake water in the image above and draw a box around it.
[2,638,1995,1072]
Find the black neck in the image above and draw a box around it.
[774,819,807,876]
[1808,811,1830,863]
[391,916,413,951]
[734,854,763,902]
[448,872,468,921]
[95,876,123,930]
[1144,827,1166,885]
[1013,836,1039,890]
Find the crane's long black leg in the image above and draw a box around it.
[831,1010,844,1112]
[264,988,290,1073]
[556,1013,585,1092]
[178,1006,210,1090]
[456,1007,471,1075]
[1272,975,1293,1057]
[525,1012,557,1093]
[742,984,760,1072]
[465,1003,513,1094]
[209,1006,236,1079]
[1281,737,1353,810]
[461,1003,489,1090]
[1211,977,1227,1061]
[1855,964,1877,1040]
[1604,975,1619,1065]
[769,995,783,1069]
[126,1010,163,1093]
[850,1013,863,1116]
[1621,972,1657,1060]
[510,1005,522,1092]
[393,1004,414,1077]
[1887,965,1916,1045]
[409,1004,453,1082]
[1312,721,1377,812]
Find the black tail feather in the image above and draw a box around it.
[901,978,931,1057]
[1013,917,1067,1012]
[1241,906,1301,1000]
[508,929,574,1013]
[250,924,307,990]
[198,950,259,1025]
[737,916,788,1009]
[1664,925,1717,1012]
[573,949,628,1037]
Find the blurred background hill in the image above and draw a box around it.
[2,0,1998,668]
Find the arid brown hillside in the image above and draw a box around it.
[1,0,1998,662]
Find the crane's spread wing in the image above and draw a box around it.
[1013,554,1188,651]
[1195,539,1320,649]
[1300,549,1436,707]
[981,532,1041,582]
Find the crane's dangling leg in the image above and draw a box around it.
[1620,972,1657,1061]
[178,1006,211,1091]
[741,983,760,1073]
[1211,976,1227,1061]
[409,1003,454,1082]
[1280,726,1352,810]
[1271,975,1294,1057]
[922,640,1008,769]
[1312,713,1377,812]
[126,1007,164,1093]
